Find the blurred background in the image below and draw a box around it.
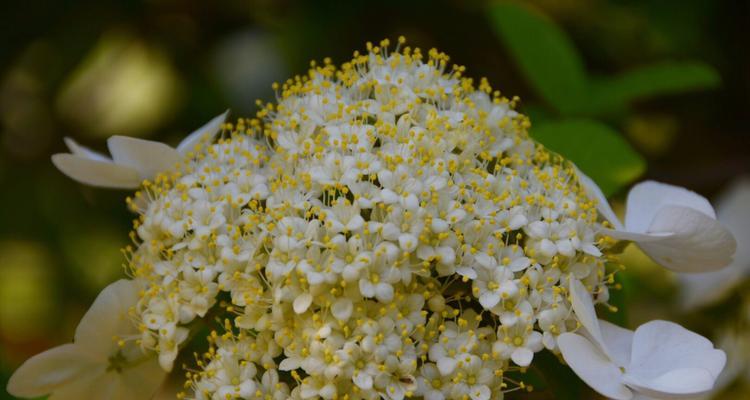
[0,0,748,398]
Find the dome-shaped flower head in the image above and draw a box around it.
[9,38,732,400]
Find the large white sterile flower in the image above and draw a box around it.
[678,177,750,310]
[578,171,736,272]
[7,279,165,400]
[558,279,725,399]
[51,110,228,188]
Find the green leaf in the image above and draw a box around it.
[488,2,587,116]
[531,119,645,196]
[589,61,720,115]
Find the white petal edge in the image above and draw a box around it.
[637,206,736,272]
[51,154,141,189]
[623,368,717,398]
[628,320,726,382]
[75,279,141,357]
[599,319,634,368]
[63,137,111,162]
[569,279,606,353]
[624,181,716,234]
[176,110,229,154]
[117,355,167,400]
[107,136,181,179]
[677,177,750,309]
[6,344,98,398]
[715,177,750,268]
[331,298,353,321]
[557,333,632,400]
[293,293,313,314]
[510,347,533,367]
[574,165,623,229]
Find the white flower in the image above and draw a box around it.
[578,170,736,272]
[678,177,750,309]
[493,323,543,367]
[6,279,165,400]
[525,220,577,260]
[51,110,228,188]
[448,355,493,400]
[558,279,726,399]
[472,263,518,309]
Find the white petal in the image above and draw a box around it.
[331,298,353,321]
[715,177,750,268]
[346,215,365,232]
[117,356,167,400]
[279,357,300,371]
[63,137,111,162]
[469,385,490,400]
[679,178,750,308]
[623,368,717,398]
[7,344,99,398]
[359,280,375,297]
[398,234,418,252]
[475,253,495,269]
[569,279,606,352]
[508,257,530,272]
[628,320,725,384]
[293,293,313,314]
[636,206,736,272]
[509,213,528,230]
[45,371,102,400]
[107,136,181,179]
[431,218,449,233]
[375,283,394,303]
[624,181,716,234]
[599,319,634,367]
[437,358,457,376]
[436,247,456,264]
[51,154,141,189]
[510,347,534,367]
[176,110,229,154]
[526,221,548,238]
[456,266,477,280]
[479,291,500,309]
[582,243,603,257]
[557,333,632,400]
[539,239,557,258]
[353,371,373,390]
[75,279,141,357]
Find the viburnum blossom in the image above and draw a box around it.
[8,38,737,400]
[6,279,166,400]
[558,280,726,400]
[678,177,750,310]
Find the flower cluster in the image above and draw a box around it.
[8,38,736,400]
[127,39,615,399]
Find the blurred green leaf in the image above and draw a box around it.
[532,119,645,196]
[489,2,587,116]
[589,61,720,115]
